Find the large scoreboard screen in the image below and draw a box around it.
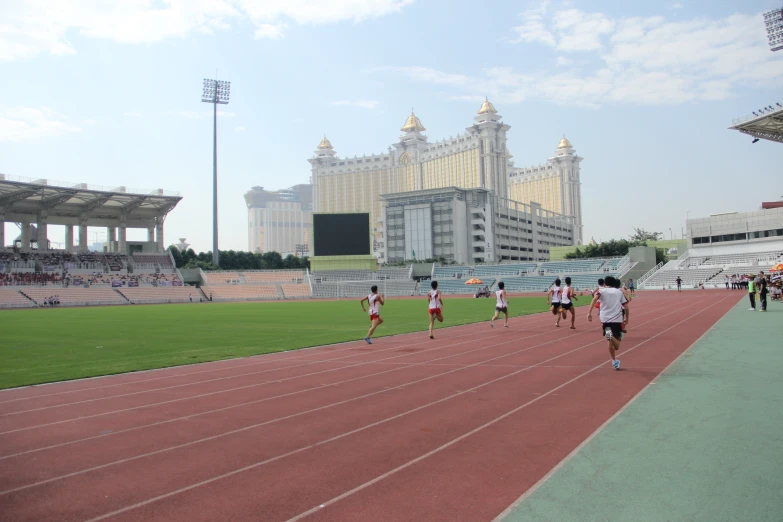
[312,213,371,256]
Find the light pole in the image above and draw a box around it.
[669,228,673,240]
[201,78,230,267]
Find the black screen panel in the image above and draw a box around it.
[313,213,370,256]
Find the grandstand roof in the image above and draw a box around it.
[0,174,181,227]
[729,105,783,144]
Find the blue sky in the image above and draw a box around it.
[1,0,782,252]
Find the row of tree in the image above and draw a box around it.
[168,246,310,271]
[565,229,666,264]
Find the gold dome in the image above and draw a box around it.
[557,136,573,149]
[401,111,426,133]
[317,136,333,149]
[477,98,498,115]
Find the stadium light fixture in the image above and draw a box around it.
[752,138,760,143]
[764,8,783,52]
[201,78,231,266]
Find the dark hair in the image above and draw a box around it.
[554,278,561,287]
[565,277,572,285]
[597,278,605,286]
[371,285,378,293]
[431,280,438,289]
[612,278,622,289]
[605,276,616,287]
[498,281,504,290]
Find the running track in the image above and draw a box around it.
[0,291,740,521]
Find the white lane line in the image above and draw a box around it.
[19,300,695,516]
[0,307,559,414]
[284,295,735,522]
[0,310,573,435]
[489,294,739,522]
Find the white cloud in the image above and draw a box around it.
[330,99,381,109]
[380,10,783,108]
[234,125,246,132]
[511,0,555,47]
[672,2,684,9]
[0,107,80,142]
[83,119,98,124]
[0,0,416,61]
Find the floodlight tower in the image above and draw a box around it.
[765,7,783,51]
[201,78,230,266]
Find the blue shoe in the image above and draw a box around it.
[364,337,372,345]
[612,359,620,370]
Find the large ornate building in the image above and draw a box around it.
[308,100,583,262]
[508,137,583,244]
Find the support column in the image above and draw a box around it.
[37,212,48,250]
[65,225,74,253]
[21,221,31,250]
[118,222,127,254]
[0,217,4,248]
[78,220,88,253]
[147,226,155,243]
[155,218,164,253]
[106,227,116,252]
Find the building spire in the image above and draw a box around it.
[477,97,498,115]
[557,135,573,149]
[317,135,333,149]
[401,109,426,133]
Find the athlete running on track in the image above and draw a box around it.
[427,280,444,339]
[547,278,563,327]
[587,275,629,370]
[561,276,578,329]
[360,285,385,344]
[490,281,509,328]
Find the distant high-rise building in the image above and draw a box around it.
[508,137,583,244]
[765,8,783,52]
[244,184,312,255]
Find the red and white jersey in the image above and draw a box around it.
[496,289,507,308]
[551,286,562,303]
[428,290,440,310]
[367,294,380,316]
[561,285,572,304]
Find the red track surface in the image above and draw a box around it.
[0,291,740,522]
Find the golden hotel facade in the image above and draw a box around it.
[309,100,582,263]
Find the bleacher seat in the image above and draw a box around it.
[200,285,278,301]
[281,284,311,298]
[473,263,538,277]
[0,289,35,308]
[203,271,243,285]
[243,270,305,283]
[539,260,606,273]
[118,287,199,304]
[432,266,472,278]
[21,287,127,306]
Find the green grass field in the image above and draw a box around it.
[0,296,581,390]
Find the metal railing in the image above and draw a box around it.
[637,262,664,287]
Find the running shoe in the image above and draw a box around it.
[748,308,756,311]
[364,337,372,345]
[490,320,494,328]
[612,359,620,370]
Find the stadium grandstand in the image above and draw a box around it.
[729,102,783,144]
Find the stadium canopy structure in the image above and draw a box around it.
[729,104,783,144]
[0,174,182,252]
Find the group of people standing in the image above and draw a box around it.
[724,274,751,290]
[746,271,771,312]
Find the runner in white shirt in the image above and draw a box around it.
[547,278,564,327]
[560,276,579,329]
[587,276,629,370]
[360,285,385,345]
[427,280,444,339]
[490,281,509,328]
